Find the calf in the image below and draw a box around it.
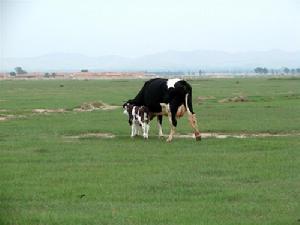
[123,103,150,139]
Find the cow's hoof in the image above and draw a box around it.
[195,135,201,141]
[194,132,201,141]
[166,137,173,142]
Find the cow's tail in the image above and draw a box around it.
[185,92,201,141]
[185,93,194,115]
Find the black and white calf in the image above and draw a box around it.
[124,78,201,142]
[123,103,150,139]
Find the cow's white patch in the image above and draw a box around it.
[167,78,181,89]
[132,106,136,116]
[157,121,163,137]
[160,103,170,115]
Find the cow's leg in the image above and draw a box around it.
[166,104,178,142]
[188,114,201,140]
[185,93,201,140]
[157,115,163,138]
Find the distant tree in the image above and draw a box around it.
[51,73,56,77]
[14,67,27,74]
[296,68,300,74]
[9,72,16,76]
[44,72,50,77]
[254,67,268,74]
[254,67,262,73]
[283,67,290,74]
[81,69,88,72]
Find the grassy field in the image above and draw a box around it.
[0,77,300,225]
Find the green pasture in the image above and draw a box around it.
[0,77,300,225]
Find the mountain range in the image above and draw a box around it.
[1,50,300,72]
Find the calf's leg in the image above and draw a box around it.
[142,122,150,139]
[131,124,135,137]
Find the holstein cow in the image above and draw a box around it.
[123,104,150,139]
[124,78,201,142]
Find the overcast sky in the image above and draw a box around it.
[1,0,300,58]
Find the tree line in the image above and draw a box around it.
[8,66,300,77]
[254,67,300,74]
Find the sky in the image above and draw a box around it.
[1,0,300,58]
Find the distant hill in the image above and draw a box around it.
[1,50,300,72]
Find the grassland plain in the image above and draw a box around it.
[0,77,300,225]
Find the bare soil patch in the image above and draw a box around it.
[173,132,300,139]
[0,114,24,122]
[218,96,248,103]
[32,109,66,113]
[73,101,120,112]
[197,96,216,104]
[0,116,7,121]
[64,132,116,139]
[63,132,300,140]
[31,101,120,114]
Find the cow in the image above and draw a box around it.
[123,103,150,139]
[124,78,201,142]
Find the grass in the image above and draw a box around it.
[0,77,300,225]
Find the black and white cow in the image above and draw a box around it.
[123,103,150,139]
[124,78,201,142]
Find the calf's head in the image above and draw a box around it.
[123,103,134,125]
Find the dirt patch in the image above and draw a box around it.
[218,96,248,103]
[197,96,216,104]
[64,132,116,139]
[31,102,120,114]
[0,116,7,121]
[0,114,24,121]
[63,132,300,140]
[173,132,300,139]
[32,109,66,113]
[73,101,120,112]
